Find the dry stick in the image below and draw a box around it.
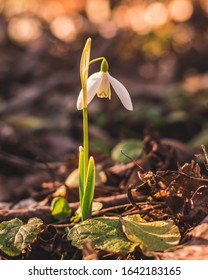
[0,194,147,223]
[92,203,133,217]
[201,144,208,171]
[92,201,166,217]
[122,203,167,216]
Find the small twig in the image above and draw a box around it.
[191,185,208,200]
[178,170,208,183]
[52,223,74,228]
[201,144,208,171]
[92,201,166,216]
[92,203,132,216]
[122,202,166,216]
[122,202,167,216]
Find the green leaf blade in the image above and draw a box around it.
[121,214,180,252]
[81,156,95,221]
[0,218,43,256]
[51,197,72,220]
[67,216,137,254]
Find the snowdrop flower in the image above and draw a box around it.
[77,59,133,111]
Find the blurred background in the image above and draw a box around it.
[1,0,208,185]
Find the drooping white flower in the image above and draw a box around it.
[77,60,133,111]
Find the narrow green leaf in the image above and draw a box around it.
[81,156,95,220]
[78,146,85,207]
[67,216,137,254]
[51,197,72,220]
[120,214,181,252]
[0,218,43,256]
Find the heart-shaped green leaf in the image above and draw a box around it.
[0,218,43,256]
[121,214,180,252]
[67,216,137,254]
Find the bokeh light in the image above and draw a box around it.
[112,6,129,29]
[144,2,169,28]
[0,0,202,63]
[127,4,151,34]
[172,24,193,53]
[50,15,78,42]
[86,0,111,25]
[39,0,65,22]
[200,0,208,13]
[168,0,193,22]
[98,21,118,39]
[8,16,42,44]
[3,0,39,17]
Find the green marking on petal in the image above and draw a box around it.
[97,72,111,99]
[97,91,108,98]
[108,85,111,99]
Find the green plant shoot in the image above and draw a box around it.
[78,38,93,221]
[77,38,133,221]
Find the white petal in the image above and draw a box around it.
[108,74,133,110]
[77,72,102,110]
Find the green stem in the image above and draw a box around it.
[81,74,89,181]
[83,107,89,182]
[89,57,105,65]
